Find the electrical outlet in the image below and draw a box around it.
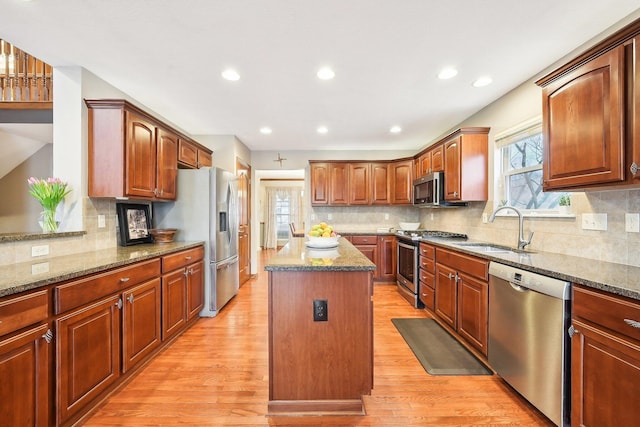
[31,245,49,257]
[482,213,488,223]
[626,213,640,232]
[430,213,434,220]
[581,213,607,231]
[311,214,316,220]
[98,214,106,228]
[313,299,328,321]
[31,262,50,275]
[384,213,389,220]
[327,213,333,220]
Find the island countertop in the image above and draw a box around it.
[264,237,376,272]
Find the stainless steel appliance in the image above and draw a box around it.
[488,262,571,427]
[413,172,467,208]
[396,230,467,308]
[154,167,239,317]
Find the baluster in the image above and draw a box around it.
[32,58,40,101]
[42,63,50,101]
[14,48,21,101]
[23,51,29,101]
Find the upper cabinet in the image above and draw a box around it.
[178,138,213,169]
[536,17,640,191]
[443,128,489,202]
[85,99,212,200]
[310,160,412,206]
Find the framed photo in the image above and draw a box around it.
[116,203,153,246]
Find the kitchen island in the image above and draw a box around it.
[264,237,376,416]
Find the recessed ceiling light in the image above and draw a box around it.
[472,76,493,87]
[221,69,240,81]
[438,67,458,80]
[317,126,328,134]
[260,127,272,135]
[390,126,402,134]
[317,67,335,80]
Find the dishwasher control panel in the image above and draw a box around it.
[489,262,571,300]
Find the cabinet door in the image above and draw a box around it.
[0,324,50,427]
[444,136,462,201]
[377,235,396,281]
[571,319,640,427]
[431,145,444,172]
[156,128,178,200]
[457,273,488,355]
[122,279,161,373]
[631,36,640,184]
[329,163,349,205]
[125,112,157,198]
[310,163,329,205]
[371,162,390,205]
[349,163,370,205]
[435,264,457,329]
[187,260,205,320]
[542,45,625,190]
[197,149,212,168]
[56,295,121,425]
[419,152,432,177]
[178,139,198,168]
[390,160,413,204]
[162,269,187,340]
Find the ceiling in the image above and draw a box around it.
[1,0,639,153]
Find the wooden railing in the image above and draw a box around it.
[1,39,52,103]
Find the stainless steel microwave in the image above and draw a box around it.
[412,172,467,207]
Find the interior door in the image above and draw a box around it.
[236,158,251,286]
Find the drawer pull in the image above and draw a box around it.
[120,277,130,283]
[624,318,640,329]
[185,256,192,260]
[127,294,134,304]
[42,329,53,344]
[116,298,123,309]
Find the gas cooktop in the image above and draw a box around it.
[396,229,468,240]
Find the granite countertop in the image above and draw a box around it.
[0,241,204,298]
[264,237,376,272]
[420,237,640,301]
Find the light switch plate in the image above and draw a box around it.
[98,214,106,228]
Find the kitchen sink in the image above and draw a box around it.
[451,242,523,254]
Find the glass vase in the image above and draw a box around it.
[39,208,59,233]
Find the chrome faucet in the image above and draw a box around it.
[488,206,534,251]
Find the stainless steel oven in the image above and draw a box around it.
[396,239,422,308]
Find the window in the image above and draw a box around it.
[497,118,560,211]
[274,194,290,240]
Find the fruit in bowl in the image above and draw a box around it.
[306,222,340,247]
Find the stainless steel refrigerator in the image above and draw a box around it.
[153,167,239,317]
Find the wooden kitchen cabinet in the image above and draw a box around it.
[443,129,489,202]
[197,148,213,168]
[418,242,436,310]
[377,235,396,282]
[349,163,371,205]
[56,294,121,425]
[435,247,489,355]
[431,145,444,172]
[416,144,444,178]
[390,159,413,205]
[156,128,178,200]
[350,235,378,274]
[330,163,349,205]
[0,290,50,427]
[161,247,205,340]
[178,138,198,168]
[310,162,330,205]
[571,285,640,427]
[371,162,390,204]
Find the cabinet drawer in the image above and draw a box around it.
[420,257,435,272]
[350,235,377,245]
[573,285,640,343]
[419,243,435,259]
[162,246,205,273]
[0,290,48,336]
[419,269,435,289]
[55,259,161,314]
[435,248,488,281]
[419,283,435,311]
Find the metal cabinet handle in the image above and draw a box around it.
[631,162,639,176]
[115,298,123,309]
[448,273,454,280]
[120,277,130,283]
[42,329,53,344]
[624,318,640,328]
[185,256,192,260]
[127,294,134,304]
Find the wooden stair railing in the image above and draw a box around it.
[1,39,52,106]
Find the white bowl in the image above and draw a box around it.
[306,235,340,248]
[399,222,420,230]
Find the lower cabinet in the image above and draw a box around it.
[344,234,396,283]
[571,285,640,426]
[122,279,162,373]
[434,248,489,356]
[0,323,50,427]
[161,247,205,341]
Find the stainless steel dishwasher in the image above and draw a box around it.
[488,262,571,427]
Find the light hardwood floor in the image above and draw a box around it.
[83,249,553,426]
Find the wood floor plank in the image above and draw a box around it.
[82,249,553,426]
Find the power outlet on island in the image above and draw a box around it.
[313,299,328,322]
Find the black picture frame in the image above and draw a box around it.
[116,203,153,246]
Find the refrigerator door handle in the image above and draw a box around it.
[216,255,239,270]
